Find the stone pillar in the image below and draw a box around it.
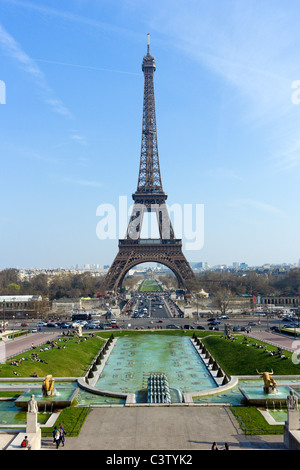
[286,390,299,431]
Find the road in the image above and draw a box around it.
[1,331,61,361]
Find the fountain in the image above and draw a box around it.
[147,373,171,404]
[256,369,278,394]
[239,370,300,406]
[42,374,55,397]
[15,375,78,410]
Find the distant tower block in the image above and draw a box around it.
[104,36,194,292]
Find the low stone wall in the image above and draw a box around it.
[182,338,238,404]
[6,429,41,451]
[284,427,300,450]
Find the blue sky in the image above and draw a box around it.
[0,0,300,269]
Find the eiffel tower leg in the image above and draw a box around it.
[104,241,194,292]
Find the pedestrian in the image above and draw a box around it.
[21,435,28,448]
[222,442,229,450]
[211,441,218,450]
[53,426,61,449]
[59,423,66,447]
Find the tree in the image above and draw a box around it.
[215,287,234,315]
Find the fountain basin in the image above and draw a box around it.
[14,387,79,410]
[239,385,299,406]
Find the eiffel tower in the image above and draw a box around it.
[104,35,194,292]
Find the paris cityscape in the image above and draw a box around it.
[0,0,300,455]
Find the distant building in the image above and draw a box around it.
[0,295,51,318]
[256,295,299,308]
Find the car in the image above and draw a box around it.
[31,328,37,333]
[248,322,257,326]
[166,324,180,329]
[60,323,71,329]
[209,326,219,331]
[232,326,239,331]
[86,323,98,329]
[46,322,57,327]
[183,325,195,330]
[196,325,206,330]
[36,322,46,327]
[21,323,29,327]
[270,326,279,331]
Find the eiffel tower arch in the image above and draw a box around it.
[104,35,195,292]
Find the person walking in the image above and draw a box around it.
[59,423,66,447]
[53,426,61,449]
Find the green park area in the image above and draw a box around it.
[0,329,299,436]
[138,280,163,292]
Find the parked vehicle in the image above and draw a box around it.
[196,325,206,330]
[86,323,98,329]
[166,324,180,329]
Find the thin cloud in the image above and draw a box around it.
[230,198,285,216]
[62,175,102,188]
[34,58,141,77]
[0,23,73,118]
[1,0,141,41]
[206,167,243,181]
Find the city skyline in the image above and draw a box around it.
[1,1,300,270]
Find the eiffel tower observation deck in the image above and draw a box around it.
[104,35,194,292]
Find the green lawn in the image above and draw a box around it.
[138,280,163,292]
[200,333,300,376]
[230,406,284,435]
[0,334,104,378]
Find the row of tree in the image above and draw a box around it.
[0,268,107,300]
[0,267,299,300]
[162,269,300,296]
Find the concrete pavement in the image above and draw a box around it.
[41,406,286,451]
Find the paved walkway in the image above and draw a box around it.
[41,406,286,451]
[248,331,300,354]
[1,331,61,361]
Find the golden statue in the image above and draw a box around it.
[42,374,55,396]
[256,369,278,393]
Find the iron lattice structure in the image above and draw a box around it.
[104,36,195,291]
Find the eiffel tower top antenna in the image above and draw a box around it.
[147,32,150,54]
